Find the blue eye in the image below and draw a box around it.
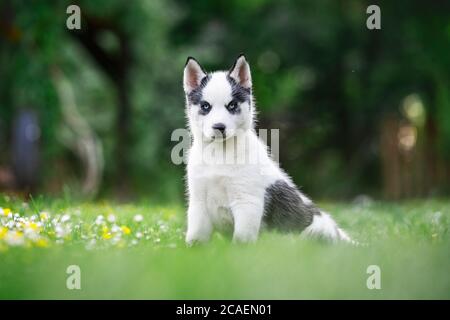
[200,101,211,112]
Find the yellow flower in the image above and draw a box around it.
[102,225,109,234]
[102,232,112,240]
[40,212,49,221]
[35,238,49,248]
[0,227,7,239]
[28,222,40,231]
[2,208,11,216]
[121,226,131,235]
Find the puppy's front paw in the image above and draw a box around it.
[185,232,210,246]
[232,232,258,244]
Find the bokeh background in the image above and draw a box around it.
[0,0,449,202]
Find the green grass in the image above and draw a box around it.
[0,195,449,299]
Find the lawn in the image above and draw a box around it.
[0,195,449,299]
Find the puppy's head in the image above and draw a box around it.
[183,54,254,142]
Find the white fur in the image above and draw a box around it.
[183,57,352,244]
[302,212,351,242]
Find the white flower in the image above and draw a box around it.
[5,231,25,246]
[136,232,143,239]
[61,214,71,223]
[55,225,69,238]
[95,215,104,225]
[24,228,39,241]
[133,214,144,223]
[111,225,121,233]
[107,214,116,223]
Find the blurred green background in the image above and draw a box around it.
[1,0,449,202]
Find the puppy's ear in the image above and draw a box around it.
[184,57,207,94]
[228,54,252,89]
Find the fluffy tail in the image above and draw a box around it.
[302,212,356,244]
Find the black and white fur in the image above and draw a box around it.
[183,54,352,244]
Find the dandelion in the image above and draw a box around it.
[35,238,49,248]
[28,222,40,231]
[0,227,8,239]
[39,212,49,221]
[101,225,112,240]
[1,208,11,217]
[102,232,112,240]
[121,226,131,235]
[133,214,144,223]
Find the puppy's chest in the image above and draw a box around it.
[203,175,232,209]
[196,173,240,227]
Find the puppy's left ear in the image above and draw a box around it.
[228,54,252,89]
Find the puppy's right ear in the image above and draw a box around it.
[184,57,207,94]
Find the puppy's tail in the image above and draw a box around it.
[302,211,357,244]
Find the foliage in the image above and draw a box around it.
[0,0,449,198]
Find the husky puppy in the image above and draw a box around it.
[183,54,352,244]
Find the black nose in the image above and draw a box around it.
[212,123,226,134]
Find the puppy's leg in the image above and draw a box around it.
[186,182,212,244]
[186,200,212,245]
[231,201,264,243]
